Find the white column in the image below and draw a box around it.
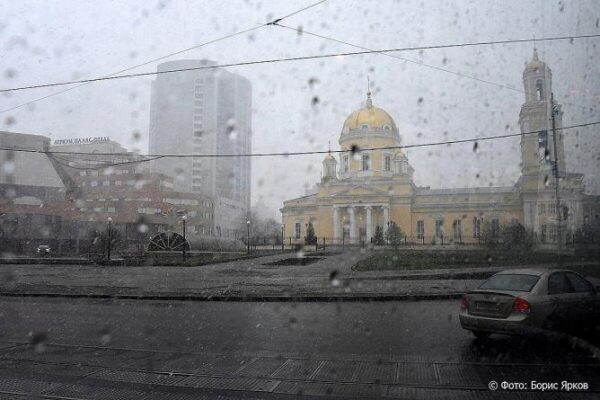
[349,206,356,244]
[383,206,389,229]
[366,206,372,242]
[333,206,340,243]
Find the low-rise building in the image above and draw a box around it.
[0,133,215,255]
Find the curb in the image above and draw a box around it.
[0,291,464,302]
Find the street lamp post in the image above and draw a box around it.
[281,224,285,252]
[246,220,251,254]
[107,217,113,261]
[386,221,390,246]
[182,215,187,261]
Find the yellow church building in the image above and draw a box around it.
[281,50,598,245]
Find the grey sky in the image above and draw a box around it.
[2,0,599,218]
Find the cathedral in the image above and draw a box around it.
[281,50,598,245]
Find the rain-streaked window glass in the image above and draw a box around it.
[1,1,599,398]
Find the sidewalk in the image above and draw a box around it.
[0,250,597,301]
[1,341,598,399]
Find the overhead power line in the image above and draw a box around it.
[275,23,595,112]
[0,0,328,113]
[276,23,520,92]
[2,121,598,165]
[1,33,598,94]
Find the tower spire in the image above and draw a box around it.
[366,76,373,108]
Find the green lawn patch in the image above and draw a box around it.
[353,249,598,272]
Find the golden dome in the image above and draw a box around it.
[323,153,336,161]
[341,93,397,134]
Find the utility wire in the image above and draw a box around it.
[0,0,328,112]
[276,23,520,92]
[50,154,164,170]
[3,121,598,162]
[1,33,598,94]
[275,23,594,112]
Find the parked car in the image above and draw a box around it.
[459,268,600,339]
[36,245,52,257]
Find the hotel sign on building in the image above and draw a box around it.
[53,137,110,146]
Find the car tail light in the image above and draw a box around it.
[512,297,531,313]
[460,295,469,311]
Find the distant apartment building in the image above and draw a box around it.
[149,59,252,239]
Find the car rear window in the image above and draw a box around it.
[479,274,540,292]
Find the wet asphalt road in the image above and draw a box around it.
[0,297,597,365]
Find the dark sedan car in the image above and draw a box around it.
[459,268,600,339]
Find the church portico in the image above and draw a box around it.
[331,204,390,244]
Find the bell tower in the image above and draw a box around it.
[518,49,571,238]
[519,49,566,178]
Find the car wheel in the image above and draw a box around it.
[472,331,490,339]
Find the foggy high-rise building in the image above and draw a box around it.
[149,60,252,238]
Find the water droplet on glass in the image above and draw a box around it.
[101,333,111,345]
[350,144,361,161]
[4,69,17,79]
[2,161,15,174]
[28,332,47,353]
[330,270,340,287]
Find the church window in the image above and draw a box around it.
[435,219,444,238]
[295,223,301,239]
[362,153,370,171]
[563,206,570,221]
[540,224,547,243]
[384,125,391,131]
[491,219,500,238]
[472,217,481,238]
[453,220,461,240]
[538,204,546,215]
[538,131,549,163]
[384,155,391,171]
[536,80,544,100]
[326,163,335,177]
[342,156,349,173]
[416,220,424,239]
[361,124,369,129]
[548,224,557,243]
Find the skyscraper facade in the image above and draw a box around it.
[149,60,252,238]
